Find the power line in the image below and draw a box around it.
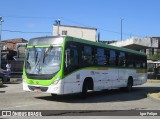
[61,18,142,37]
[2,29,52,34]
[1,15,142,37]
[2,15,56,19]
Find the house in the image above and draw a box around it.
[53,24,97,42]
[0,38,28,51]
[0,38,28,72]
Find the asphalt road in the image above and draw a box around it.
[0,82,160,118]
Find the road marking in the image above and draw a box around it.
[1,103,42,110]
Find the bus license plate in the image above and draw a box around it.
[34,88,41,92]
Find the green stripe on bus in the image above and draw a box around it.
[63,66,147,79]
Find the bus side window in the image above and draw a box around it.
[127,53,135,68]
[115,51,119,66]
[104,49,110,66]
[95,48,107,66]
[82,46,94,66]
[65,48,78,74]
[139,56,146,68]
[109,50,116,66]
[65,49,71,68]
[119,52,125,67]
[144,56,147,68]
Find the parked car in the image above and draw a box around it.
[0,68,10,82]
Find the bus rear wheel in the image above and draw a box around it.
[81,80,88,99]
[125,78,133,92]
[51,93,57,97]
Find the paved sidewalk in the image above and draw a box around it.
[147,79,160,101]
[147,79,160,83]
[147,92,160,101]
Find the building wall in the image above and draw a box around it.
[109,37,160,56]
[53,25,97,42]
[110,37,158,49]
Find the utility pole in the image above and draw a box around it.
[97,32,100,42]
[121,18,124,41]
[0,16,3,68]
[0,16,4,41]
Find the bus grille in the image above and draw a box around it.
[28,86,48,92]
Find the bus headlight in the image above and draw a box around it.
[53,77,60,85]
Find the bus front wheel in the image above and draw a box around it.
[51,93,57,97]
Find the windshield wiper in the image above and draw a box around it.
[43,46,53,63]
[35,52,38,63]
[34,48,44,69]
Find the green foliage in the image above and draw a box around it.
[147,54,160,61]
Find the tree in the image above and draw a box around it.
[147,54,160,61]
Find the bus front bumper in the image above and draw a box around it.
[23,80,64,95]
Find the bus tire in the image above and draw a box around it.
[2,77,7,83]
[125,78,133,92]
[51,93,57,97]
[81,80,88,99]
[7,77,10,82]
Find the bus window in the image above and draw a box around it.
[109,50,116,66]
[105,49,110,66]
[95,48,106,66]
[82,46,94,66]
[143,56,147,68]
[119,52,125,67]
[65,47,79,74]
[136,56,141,68]
[140,56,147,68]
[65,49,71,68]
[126,53,135,68]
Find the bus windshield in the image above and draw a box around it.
[25,46,61,75]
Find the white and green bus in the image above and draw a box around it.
[23,36,147,97]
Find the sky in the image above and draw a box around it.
[0,0,160,41]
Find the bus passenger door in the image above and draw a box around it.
[64,46,81,94]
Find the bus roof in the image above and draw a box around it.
[64,36,146,56]
[28,36,146,56]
